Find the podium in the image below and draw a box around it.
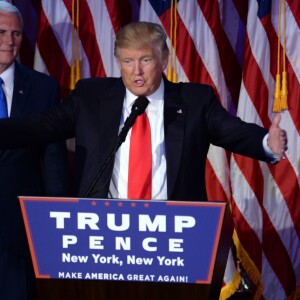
[19,197,233,300]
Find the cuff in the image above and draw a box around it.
[263,134,279,164]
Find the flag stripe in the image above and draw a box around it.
[86,0,120,77]
[231,0,300,298]
[261,205,296,296]
[231,192,262,269]
[286,0,300,29]
[197,0,241,109]
[177,1,227,105]
[35,6,71,92]
[205,159,229,201]
[66,0,107,78]
[159,10,219,95]
[104,0,134,32]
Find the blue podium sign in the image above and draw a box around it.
[19,197,228,284]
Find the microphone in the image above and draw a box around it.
[84,96,149,198]
[117,96,149,147]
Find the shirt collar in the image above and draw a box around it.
[125,79,164,110]
[0,63,15,91]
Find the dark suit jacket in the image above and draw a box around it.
[0,62,70,299]
[0,76,269,202]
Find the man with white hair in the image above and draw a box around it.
[0,2,69,299]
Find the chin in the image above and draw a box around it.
[131,90,146,97]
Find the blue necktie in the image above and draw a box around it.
[0,78,8,118]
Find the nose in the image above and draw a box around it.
[133,61,143,75]
[2,32,14,45]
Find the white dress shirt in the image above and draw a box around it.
[0,63,15,117]
[109,79,167,200]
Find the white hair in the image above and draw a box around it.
[0,1,23,27]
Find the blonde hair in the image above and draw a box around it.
[114,22,169,61]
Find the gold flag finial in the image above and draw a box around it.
[273,0,288,112]
[167,0,178,83]
[70,0,81,90]
[273,0,281,112]
[280,0,288,110]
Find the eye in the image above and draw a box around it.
[141,57,153,65]
[122,59,133,66]
[142,57,152,63]
[12,31,22,38]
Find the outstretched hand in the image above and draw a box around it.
[268,114,288,161]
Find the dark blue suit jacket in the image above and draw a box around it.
[0,76,269,202]
[0,62,69,299]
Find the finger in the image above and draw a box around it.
[280,129,287,141]
[280,133,288,151]
[272,114,281,127]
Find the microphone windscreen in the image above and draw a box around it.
[132,96,149,115]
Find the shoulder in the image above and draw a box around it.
[15,62,59,87]
[179,81,215,96]
[164,78,215,96]
[164,78,217,108]
[73,77,124,96]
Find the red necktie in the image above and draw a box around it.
[128,112,152,199]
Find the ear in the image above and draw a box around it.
[161,56,168,70]
[116,57,122,70]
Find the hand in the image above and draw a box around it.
[268,114,288,161]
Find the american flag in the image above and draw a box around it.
[230,0,300,299]
[12,0,300,299]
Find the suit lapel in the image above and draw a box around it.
[88,78,126,197]
[97,78,125,145]
[164,79,185,199]
[10,63,30,118]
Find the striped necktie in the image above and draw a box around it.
[0,78,8,118]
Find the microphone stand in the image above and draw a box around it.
[83,96,149,198]
[83,140,121,198]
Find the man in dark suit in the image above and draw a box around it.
[0,21,287,203]
[0,3,69,299]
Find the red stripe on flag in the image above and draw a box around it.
[63,0,107,78]
[261,208,296,297]
[230,195,262,270]
[205,160,229,201]
[197,0,242,109]
[159,10,219,96]
[79,2,106,77]
[105,0,134,33]
[234,156,264,205]
[286,0,300,29]
[268,162,300,239]
[242,34,271,127]
[36,8,70,95]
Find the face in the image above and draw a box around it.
[0,12,23,73]
[117,45,168,97]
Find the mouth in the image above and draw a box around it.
[0,49,14,54]
[134,79,145,87]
